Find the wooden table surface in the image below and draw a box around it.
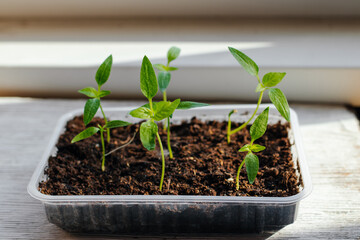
[0,99,359,240]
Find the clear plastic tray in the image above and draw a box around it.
[28,104,312,234]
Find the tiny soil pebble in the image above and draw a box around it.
[39,116,301,197]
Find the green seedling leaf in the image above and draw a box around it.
[239,144,251,152]
[167,67,178,71]
[153,99,180,121]
[152,101,171,120]
[78,87,98,98]
[140,56,158,100]
[158,71,171,93]
[167,46,181,64]
[141,102,163,110]
[245,153,259,184]
[140,120,158,150]
[98,90,111,98]
[228,47,259,76]
[250,107,269,142]
[262,72,286,87]
[154,64,167,71]
[140,103,150,109]
[177,101,210,110]
[95,55,113,87]
[104,120,132,129]
[71,127,100,143]
[250,144,266,152]
[154,64,178,72]
[255,83,266,93]
[129,107,153,119]
[83,98,100,125]
[269,88,290,121]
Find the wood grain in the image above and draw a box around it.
[0,99,359,240]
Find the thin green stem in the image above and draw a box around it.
[163,91,167,102]
[149,98,153,112]
[256,74,261,83]
[229,90,264,136]
[156,132,166,192]
[99,104,110,143]
[167,117,173,159]
[100,128,106,171]
[236,159,246,190]
[227,114,232,144]
[163,91,167,130]
[99,104,108,122]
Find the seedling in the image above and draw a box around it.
[153,46,180,159]
[77,55,113,142]
[227,47,290,144]
[154,46,181,105]
[236,107,269,190]
[130,56,180,191]
[71,55,132,171]
[154,46,209,159]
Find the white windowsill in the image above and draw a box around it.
[0,19,359,105]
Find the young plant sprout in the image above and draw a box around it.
[227,47,290,144]
[236,107,269,190]
[77,55,113,142]
[130,56,180,191]
[71,55,132,171]
[154,46,181,106]
[154,46,210,159]
[153,46,180,159]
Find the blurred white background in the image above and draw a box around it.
[0,0,359,105]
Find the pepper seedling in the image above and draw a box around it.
[236,107,269,190]
[154,46,181,106]
[130,56,180,191]
[227,47,290,144]
[154,46,210,159]
[71,55,132,171]
[77,55,113,142]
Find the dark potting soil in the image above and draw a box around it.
[39,116,301,197]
